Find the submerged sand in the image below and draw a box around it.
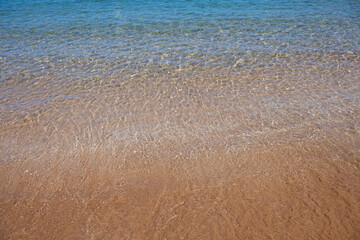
[1,129,359,239]
[1,62,360,239]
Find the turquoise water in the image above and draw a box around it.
[2,2,360,238]
[1,0,359,77]
[0,0,359,158]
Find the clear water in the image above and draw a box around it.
[1,0,359,154]
[0,0,360,238]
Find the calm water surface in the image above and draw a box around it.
[0,0,360,239]
[1,0,359,156]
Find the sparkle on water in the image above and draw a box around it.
[1,0,359,239]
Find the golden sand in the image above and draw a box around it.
[1,65,359,239]
[1,132,359,239]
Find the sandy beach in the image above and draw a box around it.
[1,132,359,239]
[1,67,360,239]
[1,0,360,238]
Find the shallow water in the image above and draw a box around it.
[1,0,360,239]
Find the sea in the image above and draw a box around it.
[1,0,359,239]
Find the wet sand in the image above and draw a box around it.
[1,134,359,239]
[1,0,360,237]
[1,62,360,239]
